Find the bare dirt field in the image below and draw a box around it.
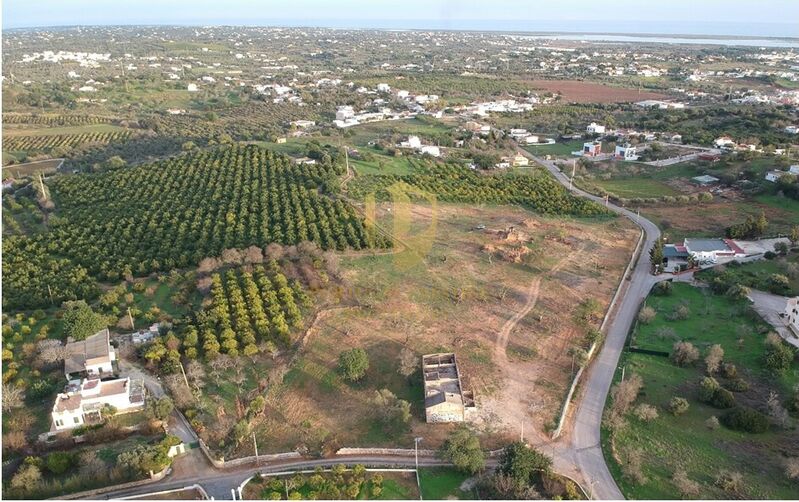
[238,203,638,455]
[528,80,668,103]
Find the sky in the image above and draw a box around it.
[3,0,799,37]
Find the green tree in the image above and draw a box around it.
[497,442,552,489]
[338,348,369,381]
[147,396,174,421]
[649,239,664,272]
[439,426,486,474]
[62,300,106,341]
[46,451,75,475]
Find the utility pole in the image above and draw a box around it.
[47,284,54,306]
[38,173,47,201]
[127,307,135,330]
[284,479,289,499]
[621,365,626,382]
[520,420,524,443]
[178,360,190,391]
[569,159,576,190]
[252,432,259,465]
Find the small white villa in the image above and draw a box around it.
[52,378,145,431]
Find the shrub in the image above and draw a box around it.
[671,341,699,367]
[633,403,658,422]
[438,426,485,474]
[721,407,769,433]
[668,304,690,321]
[764,333,794,374]
[672,467,700,497]
[704,344,724,374]
[45,451,74,475]
[715,470,744,494]
[705,416,720,430]
[638,306,656,324]
[710,388,736,409]
[726,378,750,392]
[698,377,720,402]
[721,362,738,379]
[338,348,370,382]
[668,397,690,416]
[654,281,672,296]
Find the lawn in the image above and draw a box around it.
[590,177,680,198]
[418,467,475,500]
[523,139,584,157]
[695,252,799,297]
[604,282,799,499]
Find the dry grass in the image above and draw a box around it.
[528,80,667,103]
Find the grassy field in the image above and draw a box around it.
[418,467,475,499]
[604,282,799,499]
[590,177,680,198]
[695,252,799,297]
[523,139,584,157]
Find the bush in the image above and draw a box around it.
[721,362,738,379]
[671,341,699,367]
[654,281,673,296]
[721,407,769,433]
[633,403,659,422]
[338,348,369,382]
[715,470,744,494]
[710,388,736,409]
[438,426,485,474]
[638,306,656,324]
[45,451,74,475]
[726,378,750,392]
[668,397,690,416]
[705,416,720,430]
[764,333,795,374]
[698,377,720,403]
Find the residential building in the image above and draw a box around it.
[420,145,441,157]
[614,144,638,161]
[291,120,316,129]
[509,128,529,140]
[335,105,355,121]
[52,377,145,431]
[187,83,198,92]
[400,135,422,149]
[422,353,475,423]
[786,125,799,135]
[512,154,529,167]
[376,83,391,92]
[64,329,115,378]
[581,141,602,157]
[586,122,606,134]
[713,136,735,149]
[786,297,799,336]
[683,238,746,263]
[275,137,287,144]
[766,170,789,182]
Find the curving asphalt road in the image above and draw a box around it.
[522,152,661,500]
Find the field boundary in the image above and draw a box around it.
[550,225,645,439]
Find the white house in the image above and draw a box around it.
[51,377,145,431]
[376,83,391,92]
[335,105,355,121]
[509,128,529,140]
[614,144,638,161]
[786,297,799,336]
[789,165,799,175]
[522,135,540,144]
[766,170,789,183]
[586,122,606,134]
[187,83,198,92]
[714,136,736,149]
[683,238,746,264]
[420,145,441,157]
[401,135,422,149]
[291,120,316,129]
[785,125,799,135]
[64,329,115,378]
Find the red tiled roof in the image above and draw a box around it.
[723,239,745,255]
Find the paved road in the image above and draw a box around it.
[520,151,662,500]
[84,451,485,500]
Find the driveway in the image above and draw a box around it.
[748,289,799,349]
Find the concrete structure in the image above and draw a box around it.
[787,297,799,336]
[401,135,422,149]
[419,145,441,157]
[187,83,198,92]
[132,324,160,345]
[422,353,475,423]
[614,144,638,161]
[766,170,789,182]
[52,377,145,431]
[512,154,529,167]
[64,329,115,378]
[586,122,606,134]
[691,174,719,186]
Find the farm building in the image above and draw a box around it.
[422,353,475,423]
[64,329,116,378]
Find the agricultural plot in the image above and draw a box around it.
[40,145,385,280]
[348,163,608,216]
[527,80,667,103]
[230,203,637,456]
[3,130,131,151]
[242,467,420,500]
[522,140,584,158]
[2,114,113,127]
[604,282,799,499]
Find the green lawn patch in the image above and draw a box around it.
[418,467,474,500]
